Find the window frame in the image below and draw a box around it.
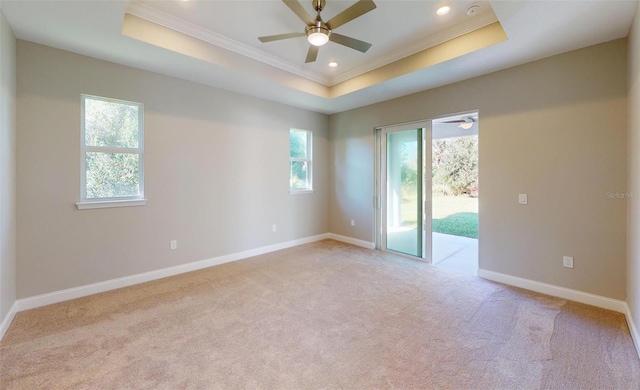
[289,128,313,194]
[77,94,147,210]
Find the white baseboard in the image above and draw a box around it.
[626,303,640,359]
[15,233,330,313]
[0,301,18,341]
[326,233,375,249]
[477,269,627,313]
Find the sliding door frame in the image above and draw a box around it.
[374,120,432,262]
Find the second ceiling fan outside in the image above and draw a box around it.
[258,0,377,63]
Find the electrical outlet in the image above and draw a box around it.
[351,220,355,227]
[272,224,277,232]
[563,256,574,268]
[170,240,177,250]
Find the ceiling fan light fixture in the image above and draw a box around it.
[458,117,476,129]
[306,26,330,46]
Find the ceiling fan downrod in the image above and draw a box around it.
[312,0,326,13]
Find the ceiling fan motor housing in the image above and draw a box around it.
[306,21,331,37]
[307,3,330,38]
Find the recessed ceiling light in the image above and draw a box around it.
[329,61,338,68]
[436,6,451,16]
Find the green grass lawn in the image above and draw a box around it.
[399,193,478,239]
[432,196,478,239]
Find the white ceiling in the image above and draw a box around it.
[1,0,637,114]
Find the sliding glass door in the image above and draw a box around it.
[376,121,432,260]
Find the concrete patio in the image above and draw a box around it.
[432,232,477,275]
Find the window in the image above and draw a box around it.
[289,129,313,193]
[77,95,146,209]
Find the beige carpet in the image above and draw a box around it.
[1,239,639,389]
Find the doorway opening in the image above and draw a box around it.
[431,113,478,275]
[375,113,478,275]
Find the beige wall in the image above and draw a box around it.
[0,11,17,322]
[16,41,329,298]
[330,39,628,300]
[8,27,634,308]
[628,1,640,337]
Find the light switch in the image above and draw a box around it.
[519,194,528,205]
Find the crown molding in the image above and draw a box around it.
[329,11,499,86]
[126,1,331,86]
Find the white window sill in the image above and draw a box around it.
[76,199,148,210]
[289,189,314,195]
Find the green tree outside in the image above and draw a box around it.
[289,129,310,189]
[432,135,478,196]
[84,98,141,198]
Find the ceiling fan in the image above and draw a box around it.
[258,0,377,63]
[441,116,477,130]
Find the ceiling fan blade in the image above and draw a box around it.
[283,0,315,25]
[258,32,306,43]
[305,45,319,63]
[329,33,372,53]
[441,117,476,124]
[325,0,376,30]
